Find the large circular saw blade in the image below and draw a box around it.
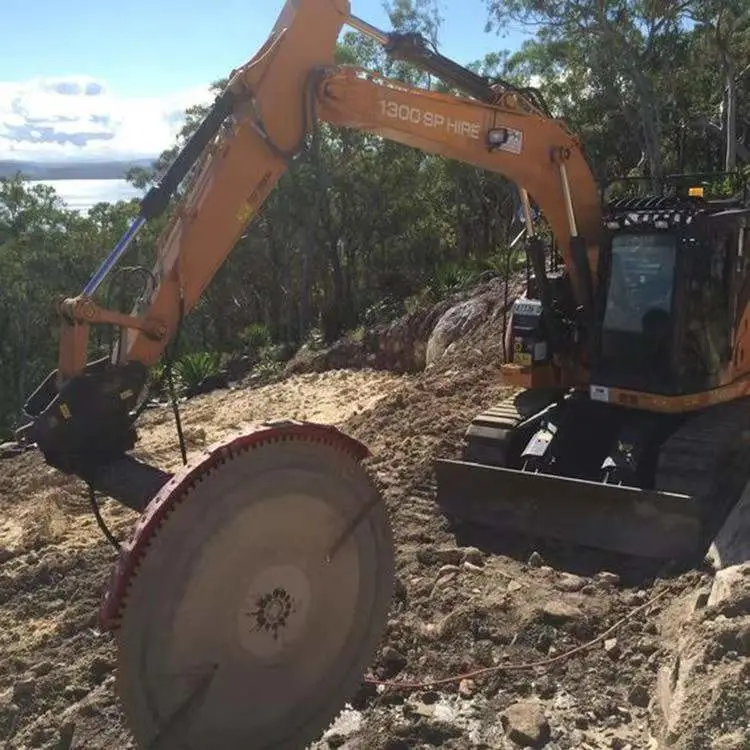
[114,433,394,750]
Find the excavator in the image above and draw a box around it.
[11,0,750,746]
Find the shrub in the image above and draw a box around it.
[172,351,222,393]
[239,323,272,353]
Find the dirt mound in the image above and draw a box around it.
[0,321,747,749]
[326,329,717,750]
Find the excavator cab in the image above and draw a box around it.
[592,182,749,398]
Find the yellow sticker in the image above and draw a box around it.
[516,352,532,366]
[59,403,71,419]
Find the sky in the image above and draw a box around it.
[0,0,532,164]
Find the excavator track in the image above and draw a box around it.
[653,396,750,547]
[461,387,564,467]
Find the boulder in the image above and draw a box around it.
[706,482,750,569]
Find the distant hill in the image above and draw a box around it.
[0,158,156,181]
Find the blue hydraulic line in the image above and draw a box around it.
[82,215,147,297]
[80,86,238,298]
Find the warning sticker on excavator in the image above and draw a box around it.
[516,352,532,366]
[496,126,523,155]
[590,385,610,402]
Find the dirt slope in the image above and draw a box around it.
[0,329,747,749]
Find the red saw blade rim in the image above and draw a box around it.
[98,420,371,630]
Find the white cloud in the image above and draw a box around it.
[0,75,214,162]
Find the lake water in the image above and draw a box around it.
[28,179,145,213]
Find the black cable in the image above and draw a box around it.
[163,294,188,465]
[87,484,121,551]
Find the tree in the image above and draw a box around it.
[690,0,750,169]
[484,0,699,185]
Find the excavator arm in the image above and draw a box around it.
[17,0,603,478]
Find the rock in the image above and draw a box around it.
[707,563,750,616]
[501,700,551,748]
[0,441,23,459]
[706,480,750,569]
[437,564,461,577]
[473,640,494,666]
[0,694,20,736]
[636,638,658,656]
[417,545,463,566]
[463,561,484,574]
[737,623,750,655]
[407,702,434,719]
[596,571,621,586]
[32,660,54,677]
[604,638,621,659]
[528,551,544,568]
[350,681,377,709]
[434,546,464,565]
[63,685,89,701]
[535,676,556,699]
[426,295,495,365]
[508,580,524,593]
[462,546,485,566]
[540,599,583,624]
[381,646,407,677]
[432,571,457,592]
[58,720,76,750]
[692,589,711,611]
[711,730,749,750]
[90,655,114,684]
[418,622,440,641]
[458,678,476,698]
[555,573,587,592]
[436,607,474,639]
[12,679,35,704]
[628,683,650,708]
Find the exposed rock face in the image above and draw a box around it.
[652,561,750,749]
[425,286,505,366]
[706,482,750,569]
[285,274,523,376]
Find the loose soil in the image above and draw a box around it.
[0,327,747,749]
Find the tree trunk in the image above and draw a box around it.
[725,72,737,171]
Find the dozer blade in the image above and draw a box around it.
[434,458,704,560]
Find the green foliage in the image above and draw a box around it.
[240,323,272,353]
[431,261,483,296]
[172,352,222,394]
